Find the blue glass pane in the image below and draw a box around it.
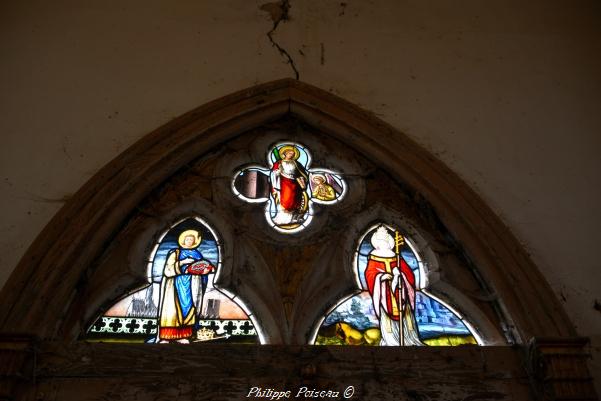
[414,292,471,339]
[150,219,219,283]
[317,291,475,346]
[356,235,420,291]
[87,218,257,344]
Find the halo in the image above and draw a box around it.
[278,145,300,160]
[311,173,326,183]
[178,229,201,249]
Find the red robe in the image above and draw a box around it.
[272,160,306,211]
[365,255,416,321]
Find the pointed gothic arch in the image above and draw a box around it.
[1,79,597,401]
[0,79,572,343]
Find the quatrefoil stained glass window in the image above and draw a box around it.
[232,142,346,233]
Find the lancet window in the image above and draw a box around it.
[87,217,259,344]
[314,224,480,346]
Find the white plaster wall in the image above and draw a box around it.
[1,0,600,389]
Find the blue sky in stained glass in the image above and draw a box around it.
[334,226,473,342]
[356,235,420,289]
[323,292,471,339]
[415,292,470,339]
[150,219,219,283]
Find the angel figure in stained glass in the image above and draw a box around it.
[364,226,423,346]
[311,174,336,201]
[158,229,215,343]
[270,145,310,227]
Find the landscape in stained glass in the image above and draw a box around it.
[315,224,478,346]
[87,218,258,344]
[233,142,346,233]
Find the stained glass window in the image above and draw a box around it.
[87,217,260,344]
[232,142,346,233]
[314,224,480,346]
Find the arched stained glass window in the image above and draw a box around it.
[1,53,592,401]
[313,223,480,346]
[87,217,260,344]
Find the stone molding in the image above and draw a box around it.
[0,337,595,401]
[527,337,598,400]
[0,79,573,342]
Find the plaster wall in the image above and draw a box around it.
[1,0,600,388]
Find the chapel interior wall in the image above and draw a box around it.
[1,0,599,392]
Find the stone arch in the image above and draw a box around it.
[0,79,573,343]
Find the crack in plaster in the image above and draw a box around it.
[260,0,300,80]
